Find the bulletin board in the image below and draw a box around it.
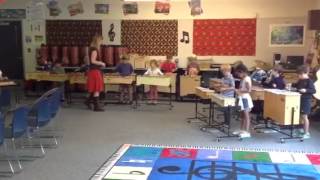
[121,20,178,56]
[193,19,256,56]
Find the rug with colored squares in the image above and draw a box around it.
[91,144,320,180]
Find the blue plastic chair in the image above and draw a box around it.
[0,114,16,175]
[30,98,52,128]
[29,95,60,148]
[48,88,63,118]
[3,107,31,174]
[0,89,11,110]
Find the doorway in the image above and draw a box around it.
[0,21,24,79]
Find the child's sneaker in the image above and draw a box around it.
[302,133,311,139]
[239,131,251,138]
[153,100,158,105]
[232,130,242,135]
[294,129,304,136]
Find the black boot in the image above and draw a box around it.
[84,94,93,110]
[93,97,104,112]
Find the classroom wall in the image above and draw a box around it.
[0,0,318,73]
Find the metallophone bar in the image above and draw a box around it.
[134,76,173,110]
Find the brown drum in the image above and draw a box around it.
[62,46,69,66]
[104,46,114,66]
[114,46,129,65]
[70,46,79,66]
[51,46,59,63]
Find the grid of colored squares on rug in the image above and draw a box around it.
[91,144,320,180]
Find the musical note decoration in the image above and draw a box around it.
[108,23,116,42]
[180,31,190,44]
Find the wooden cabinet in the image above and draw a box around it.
[180,76,201,96]
[263,90,301,125]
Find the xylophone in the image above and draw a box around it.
[211,93,236,107]
[135,75,173,109]
[25,72,69,82]
[0,80,16,87]
[263,89,301,126]
[136,76,171,87]
[104,74,136,85]
[195,87,214,99]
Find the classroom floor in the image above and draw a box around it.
[1,101,320,180]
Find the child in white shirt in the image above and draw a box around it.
[144,60,163,104]
[234,63,254,138]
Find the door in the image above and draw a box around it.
[0,21,24,79]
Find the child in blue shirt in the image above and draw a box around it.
[293,65,316,139]
[220,64,235,97]
[263,65,286,89]
[115,56,134,104]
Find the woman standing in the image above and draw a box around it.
[85,35,105,111]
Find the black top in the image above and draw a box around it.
[293,78,316,99]
[263,76,286,90]
[89,47,102,70]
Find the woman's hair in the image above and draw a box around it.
[90,35,103,49]
[297,65,310,74]
[150,59,159,67]
[235,63,248,74]
[220,64,232,72]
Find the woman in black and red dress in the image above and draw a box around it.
[84,35,105,111]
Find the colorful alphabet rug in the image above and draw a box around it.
[91,144,320,180]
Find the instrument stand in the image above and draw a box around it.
[134,84,173,110]
[187,96,211,124]
[254,108,303,143]
[209,104,240,141]
[103,84,136,106]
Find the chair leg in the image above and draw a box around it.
[10,139,23,171]
[3,141,14,175]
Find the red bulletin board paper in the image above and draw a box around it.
[193,19,257,56]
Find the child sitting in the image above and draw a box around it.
[144,60,163,104]
[115,56,134,104]
[292,65,316,139]
[262,65,285,89]
[161,55,177,74]
[186,57,200,77]
[234,63,254,138]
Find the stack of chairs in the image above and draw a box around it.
[0,87,64,176]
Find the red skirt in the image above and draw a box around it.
[86,69,104,93]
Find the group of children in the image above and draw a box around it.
[115,55,178,104]
[217,63,316,139]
